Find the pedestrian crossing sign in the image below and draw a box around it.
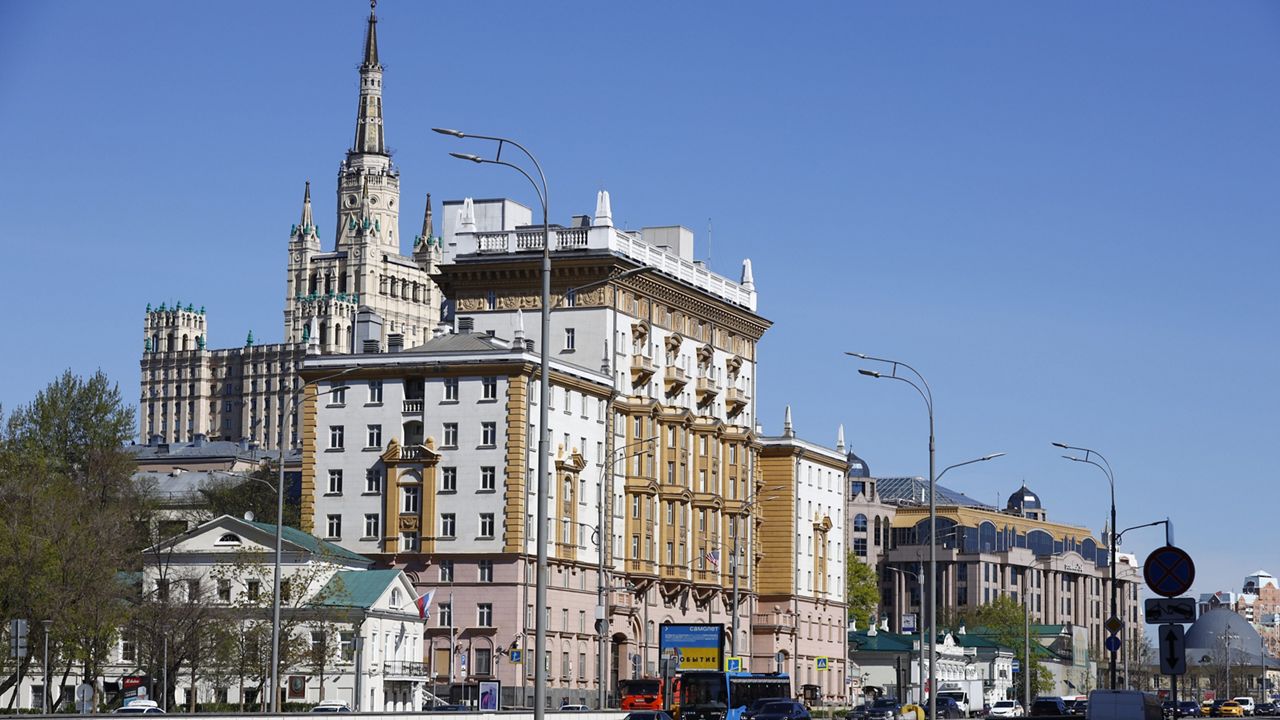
[510,650,522,664]
[816,657,829,671]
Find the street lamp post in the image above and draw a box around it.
[595,436,658,709]
[885,566,926,705]
[436,127,551,717]
[270,368,354,711]
[729,488,783,658]
[849,351,1004,720]
[1053,442,1118,690]
[847,352,936,719]
[41,619,51,715]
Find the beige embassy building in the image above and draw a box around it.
[138,4,442,450]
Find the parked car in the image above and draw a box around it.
[1219,702,1246,718]
[1066,699,1088,716]
[753,700,811,720]
[866,698,903,720]
[310,701,351,713]
[432,705,469,712]
[846,705,870,720]
[1178,701,1204,717]
[990,700,1025,717]
[559,705,591,712]
[1254,703,1275,717]
[625,712,674,720]
[926,697,964,719]
[749,697,793,720]
[1233,699,1257,716]
[114,701,165,715]
[1029,697,1068,717]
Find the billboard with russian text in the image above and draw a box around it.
[659,623,724,671]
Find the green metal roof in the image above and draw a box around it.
[246,521,371,566]
[312,569,402,609]
[848,630,915,653]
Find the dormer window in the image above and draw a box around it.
[216,533,242,546]
[390,588,402,608]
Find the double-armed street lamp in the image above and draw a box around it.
[434,127,554,717]
[1051,441,1119,690]
[848,351,1005,719]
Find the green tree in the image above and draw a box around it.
[968,596,1053,704]
[0,370,140,709]
[198,463,301,528]
[846,553,881,626]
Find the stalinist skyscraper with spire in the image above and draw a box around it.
[138,3,442,450]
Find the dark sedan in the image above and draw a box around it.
[753,701,811,720]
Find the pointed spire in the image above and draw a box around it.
[514,309,525,341]
[594,190,614,227]
[458,197,477,233]
[351,1,385,155]
[783,405,794,437]
[296,180,316,238]
[362,1,380,69]
[421,193,434,239]
[740,258,755,291]
[836,424,846,453]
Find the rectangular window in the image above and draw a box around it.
[364,513,379,539]
[474,647,493,676]
[121,637,136,662]
[330,387,346,405]
[339,631,355,662]
[441,513,456,538]
[854,538,867,557]
[478,603,494,627]
[564,328,576,351]
[443,377,459,401]
[329,425,345,449]
[327,469,343,495]
[478,560,493,582]
[481,422,497,446]
[482,376,497,400]
[367,424,382,448]
[368,380,383,404]
[443,422,458,447]
[480,466,496,491]
[579,652,587,680]
[247,579,260,601]
[442,466,457,492]
[217,579,231,603]
[479,513,495,538]
[365,468,381,494]
[440,561,454,583]
[326,514,341,538]
[438,602,452,628]
[401,486,420,514]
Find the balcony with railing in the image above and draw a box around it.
[724,387,749,415]
[402,399,424,414]
[752,612,796,635]
[450,223,757,311]
[696,375,721,404]
[383,661,429,680]
[663,365,688,395]
[630,354,656,384]
[610,590,640,616]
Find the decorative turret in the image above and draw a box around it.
[783,405,794,437]
[836,424,846,453]
[414,193,440,262]
[458,197,477,233]
[290,181,321,247]
[741,258,755,292]
[594,190,614,228]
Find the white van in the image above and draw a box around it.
[1232,697,1256,716]
[1086,690,1161,720]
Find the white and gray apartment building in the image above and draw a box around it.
[303,189,777,706]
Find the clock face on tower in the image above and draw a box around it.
[347,195,358,207]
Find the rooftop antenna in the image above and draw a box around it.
[706,217,713,268]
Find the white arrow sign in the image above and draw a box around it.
[1159,623,1187,675]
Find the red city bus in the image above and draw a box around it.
[620,678,663,710]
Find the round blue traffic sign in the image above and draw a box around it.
[1105,636,1122,653]
[1144,545,1195,598]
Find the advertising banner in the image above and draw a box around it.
[658,623,724,671]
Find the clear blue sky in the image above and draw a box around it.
[2,1,1277,601]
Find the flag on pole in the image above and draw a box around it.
[705,549,721,568]
[415,588,436,619]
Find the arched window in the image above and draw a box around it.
[1081,538,1098,563]
[182,334,189,351]
[854,514,868,532]
[215,533,242,546]
[1027,529,1054,557]
[873,516,882,546]
[979,521,997,553]
[390,588,402,607]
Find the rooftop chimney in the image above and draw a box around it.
[355,306,384,353]
[387,333,404,353]
[458,317,475,334]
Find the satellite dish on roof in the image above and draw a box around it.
[244,511,255,521]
